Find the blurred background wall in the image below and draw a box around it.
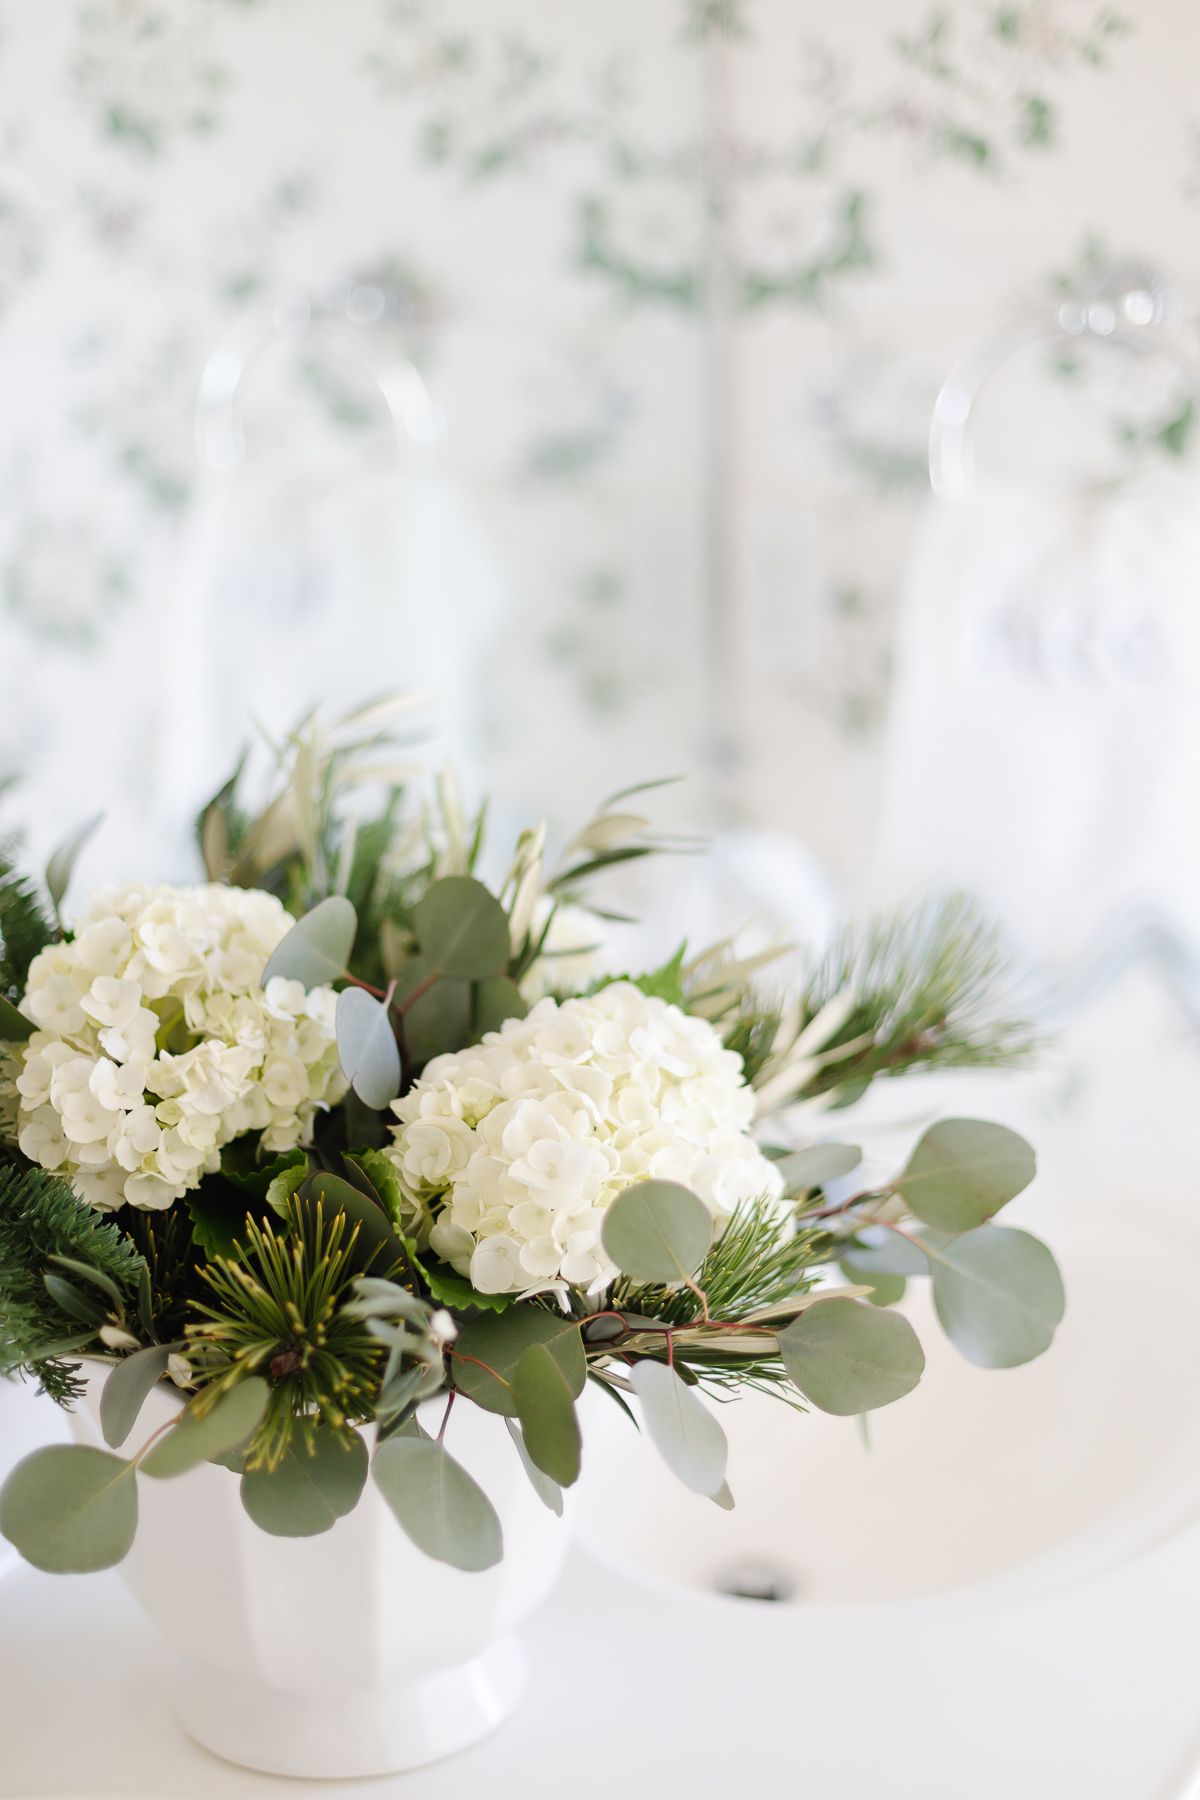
[1,0,1197,902]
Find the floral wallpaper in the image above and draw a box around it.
[0,0,1195,880]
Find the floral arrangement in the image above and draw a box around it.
[0,701,1062,1575]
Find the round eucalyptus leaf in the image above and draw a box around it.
[373,1436,503,1571]
[404,974,471,1065]
[453,1310,586,1417]
[896,1119,1036,1232]
[141,1377,270,1479]
[628,1359,728,1497]
[240,1428,368,1537]
[601,1181,713,1284]
[335,986,401,1110]
[100,1343,174,1449]
[928,1225,1065,1369]
[263,895,357,990]
[779,1297,925,1415]
[778,1143,863,1190]
[511,1342,582,1487]
[841,1262,907,1308]
[503,1417,563,1516]
[414,876,510,980]
[0,1445,136,1573]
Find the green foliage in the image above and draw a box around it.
[601,1180,713,1284]
[627,1358,728,1497]
[511,1342,581,1487]
[778,1297,925,1415]
[373,1430,504,1572]
[614,1193,822,1328]
[240,1425,368,1537]
[0,841,55,1006]
[0,1164,145,1402]
[451,1308,586,1416]
[0,1444,137,1573]
[923,1225,1065,1368]
[723,897,1037,1109]
[141,1378,270,1478]
[185,1199,386,1469]
[896,1118,1036,1231]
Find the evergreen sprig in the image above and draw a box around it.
[185,1199,386,1470]
[0,841,54,1004]
[0,1162,146,1402]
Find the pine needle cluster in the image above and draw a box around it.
[186,1198,385,1469]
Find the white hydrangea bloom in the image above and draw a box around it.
[8,882,345,1211]
[387,982,782,1296]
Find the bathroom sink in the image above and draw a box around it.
[574,1139,1200,1610]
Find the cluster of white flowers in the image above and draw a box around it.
[387,981,782,1296]
[8,882,345,1211]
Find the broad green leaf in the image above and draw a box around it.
[511,1342,582,1487]
[336,986,401,1109]
[263,895,357,989]
[472,975,527,1038]
[628,1360,727,1497]
[241,1428,368,1537]
[840,1263,907,1308]
[300,1171,408,1275]
[404,973,471,1065]
[373,1436,503,1570]
[896,1119,1036,1232]
[452,1310,586,1417]
[0,994,32,1041]
[503,1417,563,1515]
[45,812,103,914]
[185,1184,251,1261]
[779,1297,925,1415]
[264,1159,310,1220]
[0,1445,136,1573]
[778,1143,863,1189]
[601,1181,713,1284]
[346,1149,406,1225]
[413,876,510,980]
[926,1226,1065,1369]
[141,1378,269,1478]
[100,1343,174,1449]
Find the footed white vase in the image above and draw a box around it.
[72,1369,571,1777]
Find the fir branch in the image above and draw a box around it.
[0,841,54,1003]
[0,1163,146,1402]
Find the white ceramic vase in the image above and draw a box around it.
[72,1369,571,1777]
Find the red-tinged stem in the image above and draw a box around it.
[339,971,388,1000]
[447,1348,509,1389]
[392,971,440,1016]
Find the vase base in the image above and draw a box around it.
[173,1636,528,1777]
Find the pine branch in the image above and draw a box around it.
[0,842,54,1003]
[0,1163,145,1402]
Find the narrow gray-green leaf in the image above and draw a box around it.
[100,1343,174,1449]
[413,876,510,980]
[0,995,33,1042]
[141,1377,269,1478]
[926,1225,1065,1369]
[335,986,401,1109]
[48,1254,126,1308]
[628,1359,727,1497]
[45,812,103,913]
[779,1297,925,1415]
[503,1417,563,1515]
[778,1143,863,1189]
[240,1428,368,1537]
[511,1342,581,1487]
[453,1310,586,1417]
[373,1436,503,1570]
[263,895,357,989]
[0,1445,136,1573]
[896,1118,1036,1232]
[601,1181,713,1284]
